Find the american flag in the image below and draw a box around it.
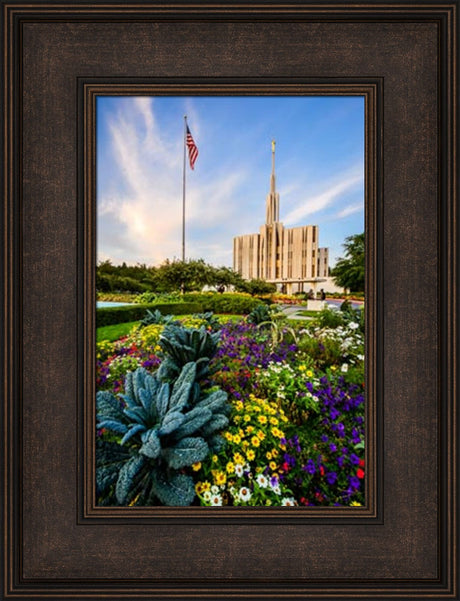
[186,126,198,170]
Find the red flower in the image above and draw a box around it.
[319,466,325,476]
[357,468,365,479]
[359,459,365,467]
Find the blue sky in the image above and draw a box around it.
[97,96,364,268]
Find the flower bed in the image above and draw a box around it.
[96,307,365,507]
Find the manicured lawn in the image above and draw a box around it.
[97,321,140,342]
[294,310,319,318]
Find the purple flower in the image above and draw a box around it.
[325,471,337,485]
[350,453,360,465]
[303,459,316,475]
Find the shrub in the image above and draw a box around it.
[182,292,266,314]
[96,363,230,506]
[96,302,203,327]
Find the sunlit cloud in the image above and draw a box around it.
[98,99,248,266]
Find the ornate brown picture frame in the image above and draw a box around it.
[2,1,458,599]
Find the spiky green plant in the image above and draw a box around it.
[96,362,229,506]
[140,309,178,328]
[157,325,220,382]
[247,303,272,325]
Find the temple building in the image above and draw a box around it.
[233,141,329,295]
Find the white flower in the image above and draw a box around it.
[349,322,359,330]
[281,497,296,506]
[357,354,364,361]
[341,364,349,373]
[234,463,244,477]
[211,485,220,494]
[202,490,212,502]
[210,493,223,506]
[256,474,268,488]
[239,487,252,502]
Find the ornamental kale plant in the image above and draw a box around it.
[96,362,230,506]
[157,325,221,382]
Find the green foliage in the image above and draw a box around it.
[235,278,277,296]
[140,309,179,328]
[193,311,221,332]
[96,363,229,506]
[157,325,221,382]
[182,292,266,315]
[247,304,272,325]
[311,307,345,329]
[331,232,365,293]
[96,302,203,327]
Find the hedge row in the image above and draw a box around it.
[182,292,268,314]
[96,302,203,327]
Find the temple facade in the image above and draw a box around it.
[233,141,329,294]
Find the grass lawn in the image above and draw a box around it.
[292,310,318,318]
[96,321,140,342]
[96,314,244,343]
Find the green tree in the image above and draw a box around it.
[331,232,365,293]
[235,278,277,296]
[155,259,213,293]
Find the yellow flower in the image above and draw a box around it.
[243,414,251,422]
[235,401,244,412]
[251,436,261,448]
[238,428,245,438]
[306,369,314,378]
[269,417,279,426]
[224,432,233,441]
[212,455,219,463]
[266,451,273,460]
[234,415,241,424]
[201,481,211,492]
[271,449,279,457]
[265,499,272,506]
[246,449,255,461]
[269,461,277,470]
[298,364,306,372]
[212,470,227,486]
[331,365,337,371]
[258,415,268,424]
[350,501,362,506]
[195,482,205,494]
[226,462,235,474]
[233,452,244,464]
[271,427,280,437]
[191,462,201,471]
[242,440,249,449]
[232,434,241,445]
[246,426,254,435]
[253,405,261,412]
[257,430,265,441]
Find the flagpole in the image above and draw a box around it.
[182,115,187,263]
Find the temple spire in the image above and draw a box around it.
[266,139,280,224]
[270,139,276,193]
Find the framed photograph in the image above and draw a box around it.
[2,1,458,599]
[93,93,368,512]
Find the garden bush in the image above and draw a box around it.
[182,292,268,314]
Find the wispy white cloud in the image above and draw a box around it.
[334,201,364,219]
[98,99,248,266]
[283,169,364,226]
